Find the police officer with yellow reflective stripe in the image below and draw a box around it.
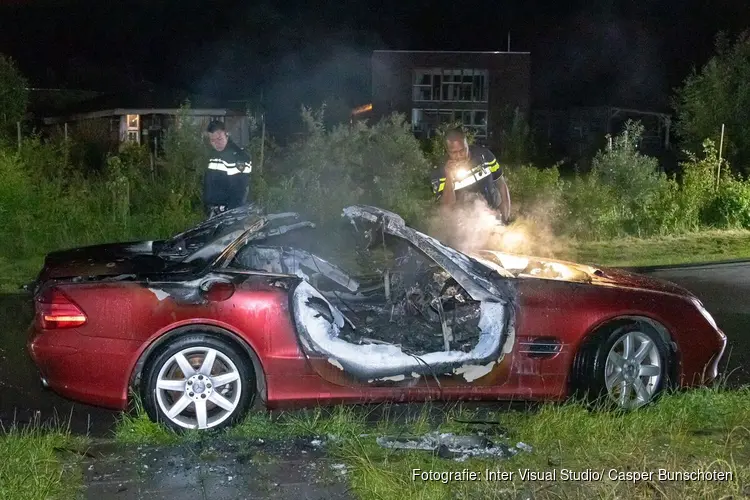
[431,128,511,223]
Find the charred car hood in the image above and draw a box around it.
[594,266,696,297]
[471,250,695,298]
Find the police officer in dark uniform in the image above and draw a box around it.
[203,120,252,218]
[431,128,511,223]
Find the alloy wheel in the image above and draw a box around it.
[604,330,663,409]
[154,347,242,429]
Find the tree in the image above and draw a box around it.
[499,106,533,166]
[673,31,750,173]
[589,120,668,235]
[0,54,29,132]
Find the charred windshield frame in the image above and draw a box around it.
[209,214,317,274]
[157,205,265,258]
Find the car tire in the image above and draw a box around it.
[141,333,255,431]
[577,322,673,410]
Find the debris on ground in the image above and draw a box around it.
[331,463,349,476]
[82,437,353,499]
[516,442,532,453]
[375,431,533,461]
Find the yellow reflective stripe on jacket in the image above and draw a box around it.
[486,158,500,173]
[436,177,446,193]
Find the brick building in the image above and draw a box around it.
[370,50,531,149]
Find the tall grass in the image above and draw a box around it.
[0,109,206,290]
[0,418,89,500]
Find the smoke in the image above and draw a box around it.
[534,13,668,108]
[426,194,567,259]
[263,40,376,135]
[183,34,383,138]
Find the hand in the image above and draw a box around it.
[503,213,516,225]
[445,160,460,176]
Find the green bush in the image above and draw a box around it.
[672,137,750,231]
[558,173,624,239]
[0,108,204,289]
[499,121,728,240]
[587,121,671,237]
[505,163,563,214]
[260,106,434,227]
[703,179,750,228]
[676,139,722,230]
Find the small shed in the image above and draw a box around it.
[41,85,251,153]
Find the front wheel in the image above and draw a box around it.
[141,334,255,431]
[579,323,673,410]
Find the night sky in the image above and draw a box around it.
[1,0,749,127]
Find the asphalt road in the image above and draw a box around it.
[631,261,750,384]
[1,261,749,436]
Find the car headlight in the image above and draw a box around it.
[691,297,719,331]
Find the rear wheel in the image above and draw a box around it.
[578,322,672,410]
[141,334,255,431]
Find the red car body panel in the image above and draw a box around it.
[28,267,726,412]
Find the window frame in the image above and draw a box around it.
[411,108,489,138]
[412,68,488,103]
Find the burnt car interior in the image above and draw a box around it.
[228,214,488,358]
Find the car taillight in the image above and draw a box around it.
[36,287,87,329]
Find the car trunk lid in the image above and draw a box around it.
[28,206,265,291]
[27,205,315,293]
[35,241,167,284]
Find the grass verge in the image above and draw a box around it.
[114,396,204,446]
[0,420,89,500]
[566,229,750,268]
[116,387,750,500]
[0,255,43,294]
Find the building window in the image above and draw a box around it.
[412,69,488,102]
[125,114,140,144]
[411,108,488,138]
[126,114,139,130]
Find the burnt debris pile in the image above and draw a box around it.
[326,240,484,356]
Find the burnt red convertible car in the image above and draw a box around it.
[27,205,726,430]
